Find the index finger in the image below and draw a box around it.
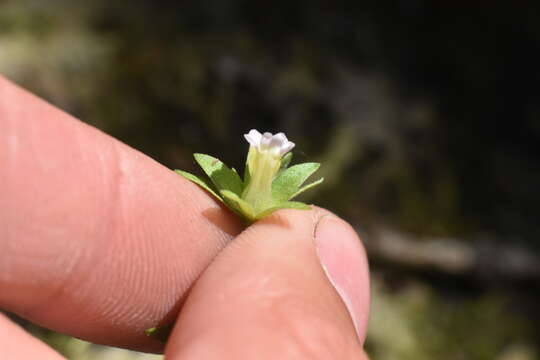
[0,76,243,352]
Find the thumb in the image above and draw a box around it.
[165,208,370,359]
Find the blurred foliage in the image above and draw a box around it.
[13,321,162,360]
[1,0,539,359]
[368,278,536,360]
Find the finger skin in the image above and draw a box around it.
[166,209,370,359]
[0,314,66,360]
[0,75,243,352]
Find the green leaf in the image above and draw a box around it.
[255,201,311,219]
[290,177,324,199]
[194,153,243,196]
[280,152,293,169]
[220,190,257,221]
[272,162,321,202]
[276,152,293,178]
[175,170,222,201]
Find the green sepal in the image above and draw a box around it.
[255,201,311,219]
[145,323,174,343]
[220,189,257,221]
[176,152,322,224]
[290,177,324,199]
[243,163,251,185]
[280,152,293,169]
[272,163,321,202]
[194,153,243,196]
[175,170,222,202]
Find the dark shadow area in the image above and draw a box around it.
[201,205,244,237]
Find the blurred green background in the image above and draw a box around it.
[1,1,539,359]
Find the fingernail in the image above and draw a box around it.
[315,216,370,343]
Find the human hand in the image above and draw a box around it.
[0,76,370,359]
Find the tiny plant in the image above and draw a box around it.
[176,129,324,224]
[146,130,324,341]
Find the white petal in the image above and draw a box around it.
[244,129,262,147]
[273,133,288,144]
[269,134,284,149]
[244,130,294,157]
[280,141,295,156]
[260,132,273,150]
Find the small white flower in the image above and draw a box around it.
[244,129,295,157]
[241,129,295,211]
[176,128,322,223]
